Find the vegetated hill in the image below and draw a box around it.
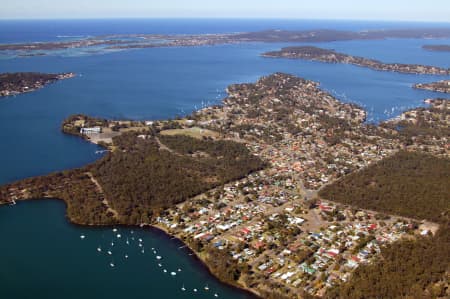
[262,46,450,75]
[234,28,450,43]
[319,150,450,223]
[0,132,265,225]
[423,44,450,52]
[326,224,450,299]
[0,72,58,86]
[0,72,72,97]
[320,151,450,298]
[90,132,266,222]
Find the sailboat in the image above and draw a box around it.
[126,238,130,245]
[204,284,209,291]
[181,284,186,291]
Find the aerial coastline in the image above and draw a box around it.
[413,80,450,93]
[262,46,450,75]
[2,0,450,295]
[422,44,450,52]
[0,73,448,298]
[2,28,450,58]
[0,72,75,97]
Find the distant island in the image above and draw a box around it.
[423,44,450,52]
[0,72,75,97]
[2,28,450,57]
[414,80,450,93]
[262,46,450,75]
[0,73,448,298]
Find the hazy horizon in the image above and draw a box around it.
[2,0,450,22]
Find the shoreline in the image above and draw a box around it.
[262,46,450,75]
[3,198,261,299]
[149,223,262,299]
[2,28,450,58]
[0,72,76,98]
[1,73,448,298]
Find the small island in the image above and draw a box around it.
[0,72,75,97]
[262,46,450,75]
[413,80,450,93]
[423,44,450,52]
[0,73,448,299]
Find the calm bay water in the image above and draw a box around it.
[0,200,254,299]
[0,19,449,299]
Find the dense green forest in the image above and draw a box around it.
[90,132,265,223]
[0,72,59,86]
[0,132,265,225]
[321,150,450,298]
[0,72,69,96]
[326,225,449,299]
[0,169,114,225]
[319,151,450,223]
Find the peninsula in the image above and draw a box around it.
[0,72,75,97]
[413,80,450,93]
[262,46,450,75]
[423,44,450,52]
[2,28,450,57]
[0,73,448,298]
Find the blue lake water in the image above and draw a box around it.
[0,19,449,299]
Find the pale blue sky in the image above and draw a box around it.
[1,0,449,22]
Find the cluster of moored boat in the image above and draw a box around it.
[80,228,219,297]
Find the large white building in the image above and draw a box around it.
[80,127,101,135]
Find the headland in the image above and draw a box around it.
[0,72,75,97]
[0,73,448,298]
[423,44,450,52]
[262,46,450,75]
[2,28,450,57]
[414,80,450,93]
